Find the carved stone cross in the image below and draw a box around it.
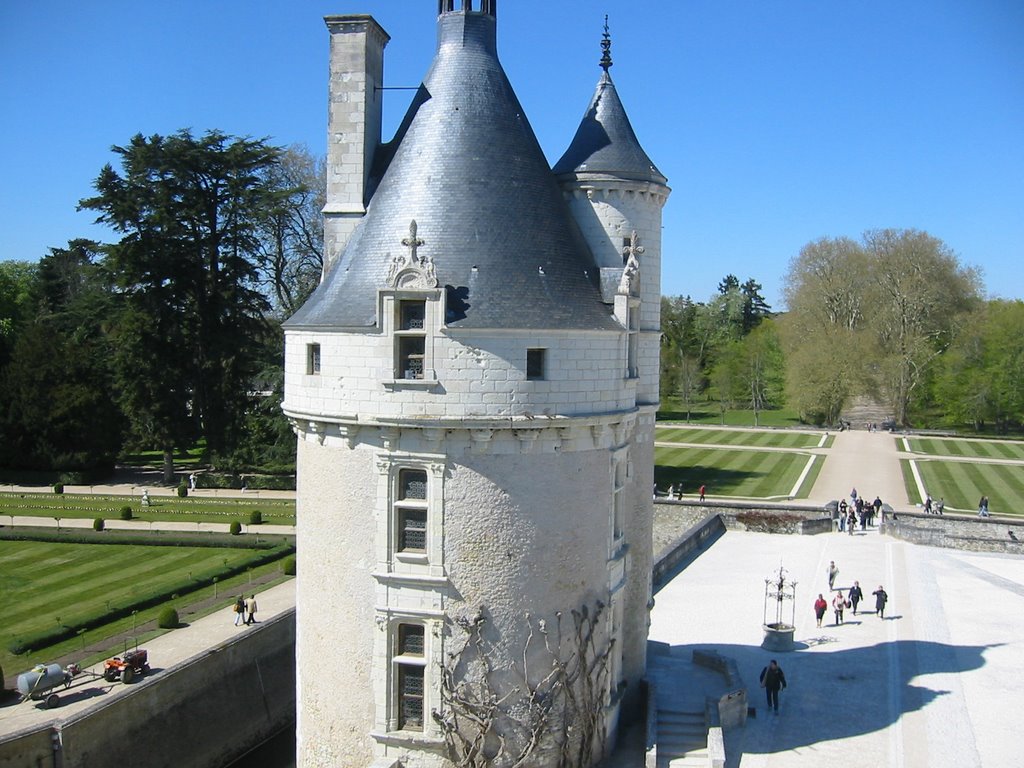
[622,230,645,264]
[402,219,425,264]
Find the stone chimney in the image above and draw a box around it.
[322,15,389,278]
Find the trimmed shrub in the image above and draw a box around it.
[157,607,179,629]
[52,483,64,494]
[248,509,263,526]
[93,518,105,532]
[282,555,296,575]
[120,506,133,521]
[242,474,297,491]
[229,521,242,535]
[177,482,188,498]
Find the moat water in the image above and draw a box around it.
[226,725,295,768]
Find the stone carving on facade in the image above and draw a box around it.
[386,219,439,289]
[618,229,644,296]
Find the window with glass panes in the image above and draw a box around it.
[395,469,428,553]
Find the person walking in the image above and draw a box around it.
[245,594,258,625]
[832,590,846,624]
[827,561,839,590]
[699,484,706,502]
[814,594,828,627]
[978,496,990,517]
[873,585,888,618]
[848,581,864,615]
[759,659,787,715]
[233,595,246,626]
[847,509,857,535]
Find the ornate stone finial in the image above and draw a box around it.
[600,15,613,72]
[618,230,643,295]
[386,219,439,289]
[622,230,645,264]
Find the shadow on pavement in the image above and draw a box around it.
[661,639,997,763]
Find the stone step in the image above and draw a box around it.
[666,750,709,768]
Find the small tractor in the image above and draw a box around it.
[103,646,149,684]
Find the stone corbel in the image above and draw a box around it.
[308,420,327,445]
[591,423,609,448]
[337,424,360,449]
[381,427,401,451]
[513,429,539,453]
[469,429,493,454]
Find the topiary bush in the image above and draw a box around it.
[52,483,64,494]
[177,482,188,497]
[229,521,242,535]
[120,506,133,521]
[93,518,105,531]
[282,555,296,575]
[248,509,263,526]
[157,607,179,629]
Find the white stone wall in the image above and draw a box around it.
[283,327,635,423]
[294,437,379,767]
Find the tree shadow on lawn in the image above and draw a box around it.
[660,638,996,762]
[654,466,765,496]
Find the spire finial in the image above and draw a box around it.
[600,15,613,72]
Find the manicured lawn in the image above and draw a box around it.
[657,401,803,428]
[655,446,813,499]
[0,492,295,526]
[901,459,1024,516]
[655,426,823,449]
[907,437,1024,462]
[0,539,292,677]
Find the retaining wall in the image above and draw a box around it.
[0,610,295,768]
[881,512,1024,554]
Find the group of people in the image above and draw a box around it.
[816,560,888,627]
[923,494,946,515]
[232,594,259,626]
[662,483,706,502]
[837,488,881,533]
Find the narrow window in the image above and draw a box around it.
[306,343,321,375]
[396,300,427,379]
[396,468,428,554]
[396,623,426,731]
[526,348,546,381]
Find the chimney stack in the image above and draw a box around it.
[322,15,389,277]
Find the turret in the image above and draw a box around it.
[555,18,671,409]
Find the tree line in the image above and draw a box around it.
[0,130,324,480]
[661,230,1024,433]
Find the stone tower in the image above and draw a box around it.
[282,3,668,766]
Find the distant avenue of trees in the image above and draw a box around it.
[662,229,1023,434]
[0,130,324,480]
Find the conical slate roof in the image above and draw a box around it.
[287,10,617,331]
[553,69,666,184]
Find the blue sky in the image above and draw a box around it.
[2,1,1022,309]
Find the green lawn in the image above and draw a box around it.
[657,401,803,428]
[901,459,1024,515]
[655,445,813,499]
[906,437,1024,461]
[1,539,292,678]
[0,492,295,526]
[655,426,823,449]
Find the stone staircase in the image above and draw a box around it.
[654,709,709,768]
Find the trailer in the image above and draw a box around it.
[16,663,80,708]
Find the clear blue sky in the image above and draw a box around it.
[2,1,1022,310]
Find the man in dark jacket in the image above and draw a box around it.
[759,659,787,714]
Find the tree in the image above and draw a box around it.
[740,278,772,333]
[863,229,981,425]
[255,145,325,317]
[80,129,286,480]
[0,241,123,471]
[0,260,38,367]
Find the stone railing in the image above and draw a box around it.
[881,511,1024,554]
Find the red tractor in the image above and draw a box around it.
[103,647,149,684]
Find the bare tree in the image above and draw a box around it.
[434,603,612,768]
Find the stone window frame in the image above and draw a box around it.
[376,455,446,576]
[306,342,321,376]
[378,288,444,388]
